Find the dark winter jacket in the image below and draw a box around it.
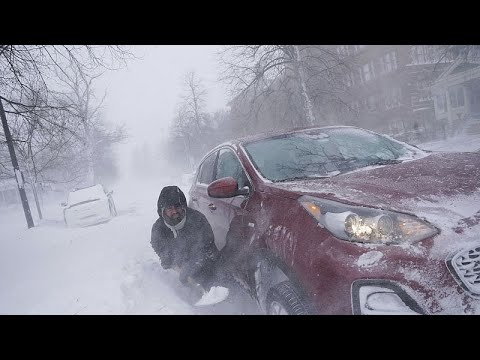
[151,207,220,284]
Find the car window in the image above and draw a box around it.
[243,127,415,182]
[197,152,217,185]
[215,148,249,189]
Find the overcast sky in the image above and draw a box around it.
[95,45,230,173]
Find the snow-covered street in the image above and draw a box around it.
[0,176,260,315]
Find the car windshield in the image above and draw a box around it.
[67,184,106,205]
[243,127,423,182]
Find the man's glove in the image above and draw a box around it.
[161,261,172,270]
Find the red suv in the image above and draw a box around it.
[188,126,480,314]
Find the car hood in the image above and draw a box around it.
[271,152,480,256]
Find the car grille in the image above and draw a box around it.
[447,245,480,299]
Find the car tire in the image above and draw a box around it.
[266,281,310,315]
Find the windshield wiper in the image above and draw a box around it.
[274,174,335,183]
[366,159,403,166]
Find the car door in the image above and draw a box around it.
[208,147,252,252]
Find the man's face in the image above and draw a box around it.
[163,204,186,225]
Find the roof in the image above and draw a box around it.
[231,125,363,145]
[450,62,480,75]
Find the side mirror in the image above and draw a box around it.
[207,177,249,198]
[61,202,67,207]
[107,190,114,195]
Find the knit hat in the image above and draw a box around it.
[157,186,187,216]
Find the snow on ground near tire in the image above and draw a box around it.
[0,176,259,315]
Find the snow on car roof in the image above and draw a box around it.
[68,184,106,205]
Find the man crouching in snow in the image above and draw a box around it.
[150,185,220,298]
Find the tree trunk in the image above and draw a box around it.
[83,120,95,185]
[293,45,316,127]
[31,181,43,220]
[0,98,34,228]
[26,138,43,220]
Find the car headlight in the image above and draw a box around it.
[299,195,438,244]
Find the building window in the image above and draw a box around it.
[367,95,377,112]
[418,81,432,102]
[436,94,447,113]
[448,86,465,108]
[360,62,375,83]
[380,51,398,74]
[385,87,402,109]
[363,64,371,82]
[345,71,356,87]
[411,45,427,64]
[358,67,364,83]
[369,61,376,80]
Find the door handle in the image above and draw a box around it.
[191,197,199,202]
[208,203,217,211]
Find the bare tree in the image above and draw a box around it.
[218,45,353,131]
[0,46,133,228]
[0,45,133,121]
[169,104,198,172]
[54,66,108,185]
[164,71,215,171]
[89,116,127,184]
[1,67,127,185]
[181,71,211,136]
[0,45,134,181]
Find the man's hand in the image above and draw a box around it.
[179,268,190,285]
[172,266,189,285]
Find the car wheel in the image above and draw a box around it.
[266,281,310,315]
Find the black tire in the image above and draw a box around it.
[266,281,310,315]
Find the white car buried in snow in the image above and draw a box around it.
[62,184,117,227]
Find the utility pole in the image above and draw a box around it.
[0,97,35,228]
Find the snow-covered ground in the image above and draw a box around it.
[1,131,479,315]
[418,122,480,152]
[0,176,259,315]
